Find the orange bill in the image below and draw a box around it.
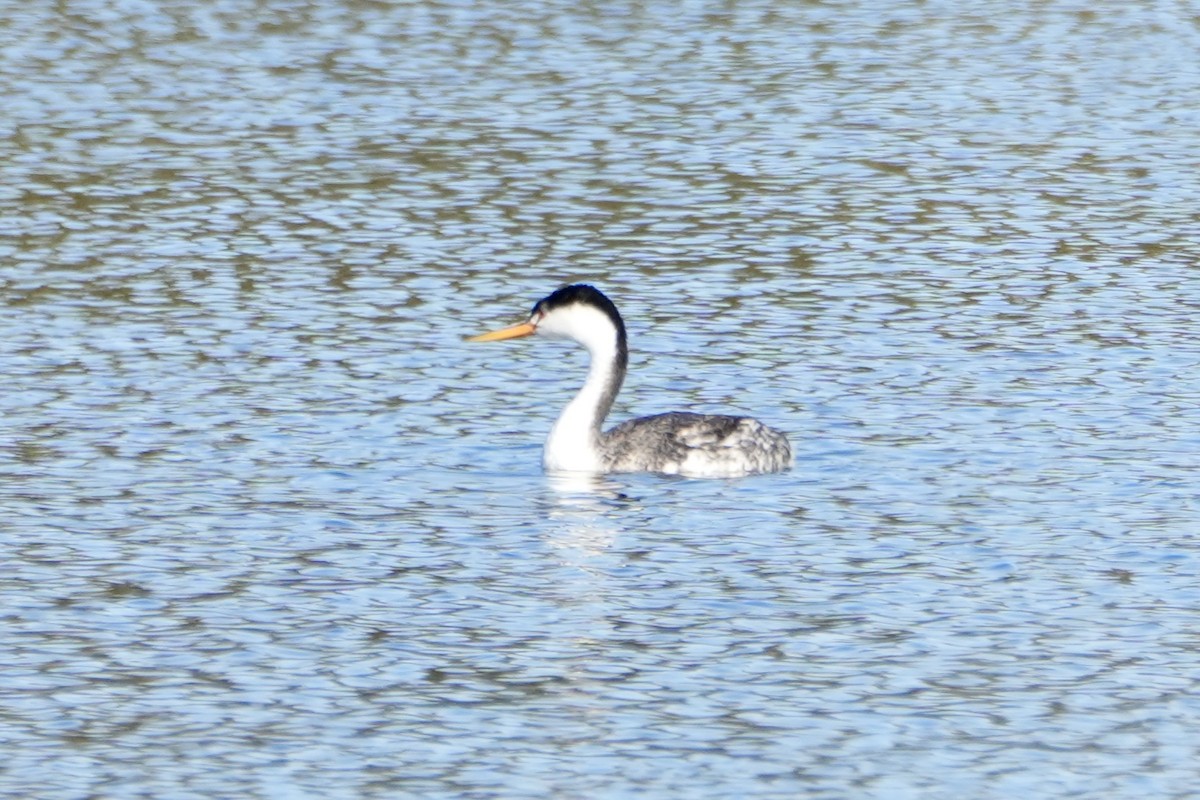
[466,321,536,342]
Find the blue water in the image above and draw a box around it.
[3,0,1200,797]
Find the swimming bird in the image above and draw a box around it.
[468,284,791,478]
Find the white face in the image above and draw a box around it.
[531,303,617,355]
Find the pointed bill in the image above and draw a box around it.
[466,321,536,342]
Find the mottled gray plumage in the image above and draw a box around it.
[602,411,793,476]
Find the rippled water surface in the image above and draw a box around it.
[4,1,1200,797]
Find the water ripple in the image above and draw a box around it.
[4,0,1200,798]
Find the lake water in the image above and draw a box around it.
[3,0,1200,797]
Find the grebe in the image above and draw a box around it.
[468,284,792,478]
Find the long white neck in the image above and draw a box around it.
[541,308,627,473]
